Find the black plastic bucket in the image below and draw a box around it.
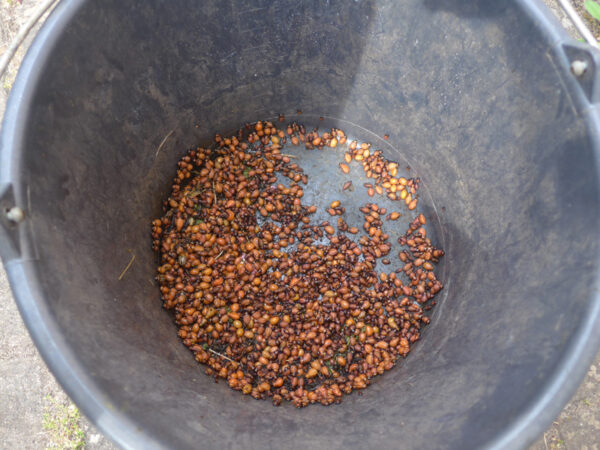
[2,0,600,449]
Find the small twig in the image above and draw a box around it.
[543,433,549,450]
[209,348,235,364]
[0,0,60,80]
[155,129,175,158]
[281,153,298,159]
[215,250,224,260]
[118,253,136,280]
[212,181,217,204]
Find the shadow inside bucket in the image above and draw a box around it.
[423,0,508,17]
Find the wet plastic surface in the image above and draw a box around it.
[268,116,445,276]
[1,0,600,449]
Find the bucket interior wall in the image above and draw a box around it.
[15,0,600,448]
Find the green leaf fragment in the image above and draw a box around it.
[585,0,600,21]
[325,362,334,375]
